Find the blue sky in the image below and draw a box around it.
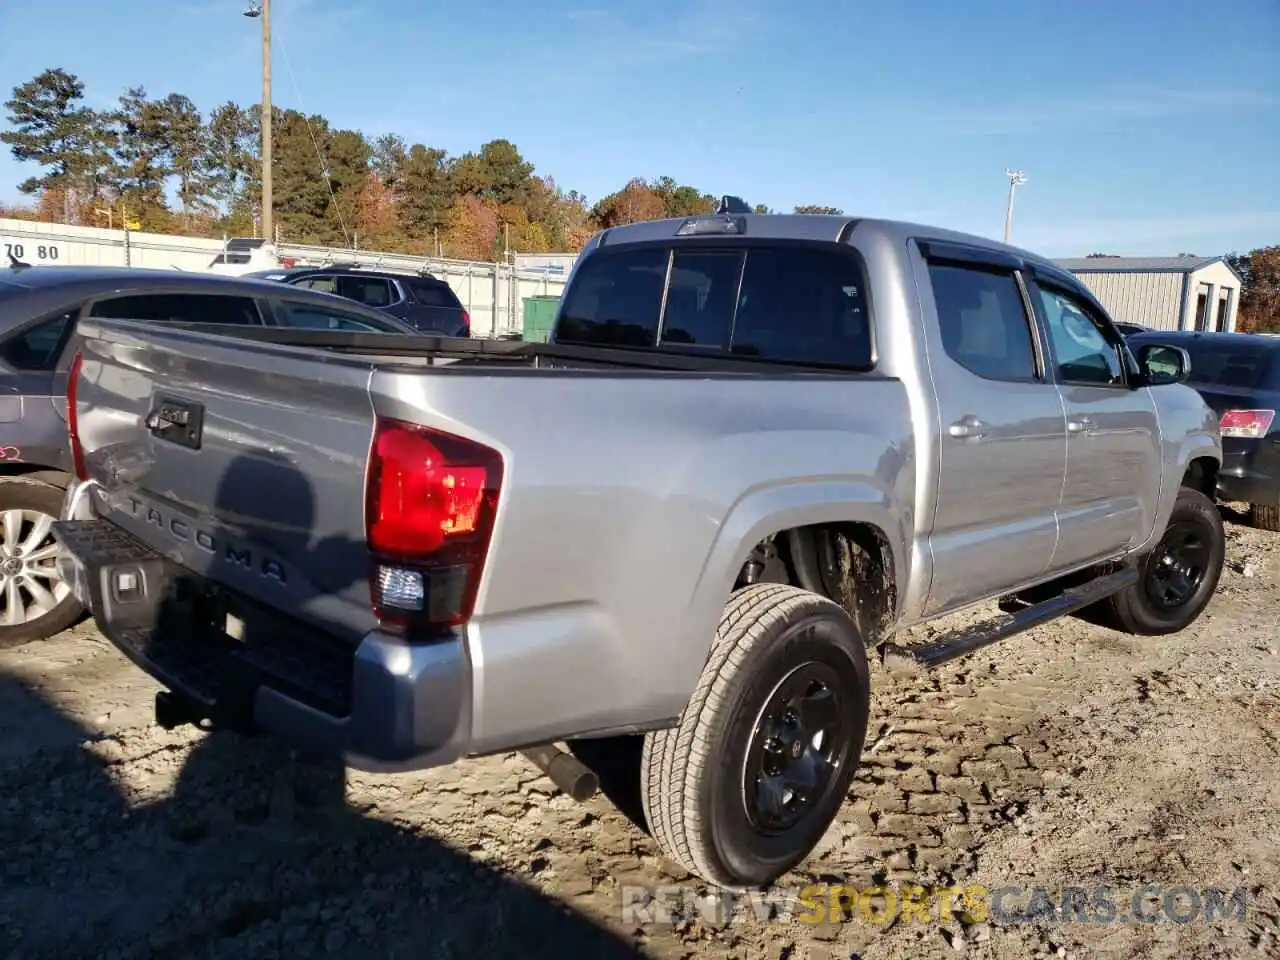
[0,0,1276,256]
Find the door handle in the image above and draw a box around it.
[948,415,988,440]
[1067,417,1093,435]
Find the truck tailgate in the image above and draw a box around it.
[72,318,381,645]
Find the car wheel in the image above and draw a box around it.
[1103,486,1225,636]
[641,583,870,888]
[0,478,84,648]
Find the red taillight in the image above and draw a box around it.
[1219,409,1275,439]
[364,417,503,633]
[460,309,471,336]
[67,351,88,481]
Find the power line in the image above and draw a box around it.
[272,15,353,248]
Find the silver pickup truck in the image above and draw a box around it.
[54,204,1225,889]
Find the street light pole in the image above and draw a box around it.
[1003,169,1027,244]
[245,2,272,241]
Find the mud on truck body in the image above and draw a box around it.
[54,201,1224,888]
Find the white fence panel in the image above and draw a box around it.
[0,218,569,337]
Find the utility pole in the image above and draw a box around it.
[244,2,272,241]
[1003,169,1027,244]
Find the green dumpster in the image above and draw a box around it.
[522,295,560,342]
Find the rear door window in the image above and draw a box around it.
[0,310,76,371]
[89,294,264,325]
[409,280,462,309]
[295,275,338,294]
[555,244,872,367]
[336,275,395,308]
[275,301,397,332]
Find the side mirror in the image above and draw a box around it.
[1135,343,1191,386]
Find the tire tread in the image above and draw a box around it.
[1250,503,1280,533]
[641,583,853,886]
[1104,486,1224,636]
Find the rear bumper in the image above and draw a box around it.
[54,485,472,772]
[1216,435,1280,506]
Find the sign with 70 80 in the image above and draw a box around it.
[3,239,63,263]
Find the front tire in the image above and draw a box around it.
[0,478,83,648]
[641,583,870,888]
[1104,486,1225,636]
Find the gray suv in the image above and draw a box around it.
[0,265,415,647]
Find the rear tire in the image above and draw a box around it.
[0,478,83,648]
[1104,487,1225,636]
[1249,503,1280,532]
[641,583,870,888]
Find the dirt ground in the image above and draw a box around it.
[2,508,1278,960]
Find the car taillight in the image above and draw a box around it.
[1219,409,1275,439]
[364,417,503,635]
[67,351,88,481]
[460,309,471,336]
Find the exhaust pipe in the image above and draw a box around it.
[155,691,206,730]
[520,744,600,802]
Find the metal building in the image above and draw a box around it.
[1054,256,1242,333]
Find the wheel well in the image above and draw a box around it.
[1181,457,1219,499]
[0,464,71,489]
[736,522,897,641]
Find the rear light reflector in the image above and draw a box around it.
[460,309,471,336]
[67,350,88,481]
[1219,409,1275,439]
[365,417,503,634]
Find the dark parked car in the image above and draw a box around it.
[247,265,471,337]
[1129,330,1280,530]
[0,265,416,646]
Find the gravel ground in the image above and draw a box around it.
[2,508,1278,959]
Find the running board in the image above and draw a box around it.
[881,566,1139,674]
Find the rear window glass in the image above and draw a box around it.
[409,280,462,309]
[90,294,263,325]
[1179,342,1279,389]
[554,245,872,367]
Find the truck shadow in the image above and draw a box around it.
[0,668,646,957]
[1,447,649,958]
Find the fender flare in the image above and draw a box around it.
[1137,432,1222,554]
[671,479,906,694]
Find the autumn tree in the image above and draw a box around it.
[591,178,666,227]
[353,173,401,250]
[1233,246,1280,333]
[443,194,500,260]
